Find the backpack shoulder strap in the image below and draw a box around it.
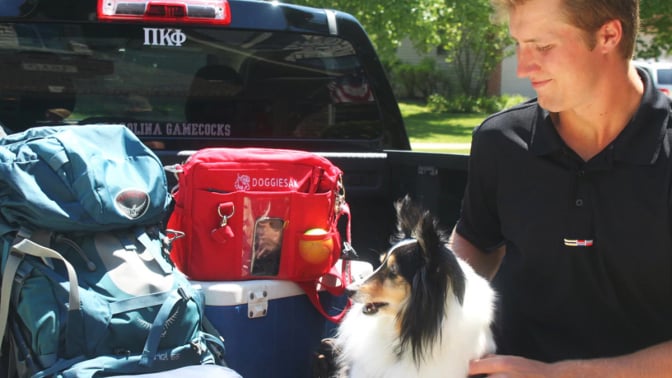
[0,239,81,354]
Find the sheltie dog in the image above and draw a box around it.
[335,196,495,378]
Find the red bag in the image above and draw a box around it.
[166,147,351,322]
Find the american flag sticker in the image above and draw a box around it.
[564,238,594,247]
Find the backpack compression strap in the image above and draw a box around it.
[139,285,196,367]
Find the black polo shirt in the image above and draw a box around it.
[456,71,672,362]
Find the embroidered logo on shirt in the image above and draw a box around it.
[563,238,594,247]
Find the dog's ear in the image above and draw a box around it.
[393,195,424,241]
[399,196,446,265]
[416,211,441,263]
[417,206,466,306]
[393,194,449,264]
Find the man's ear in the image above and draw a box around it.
[598,19,622,53]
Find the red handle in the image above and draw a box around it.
[299,259,352,324]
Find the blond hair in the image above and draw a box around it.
[490,0,639,58]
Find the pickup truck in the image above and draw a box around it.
[0,0,470,375]
[0,0,470,261]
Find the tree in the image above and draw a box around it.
[284,0,446,62]
[638,0,672,59]
[435,1,510,96]
[289,0,509,96]
[288,0,671,96]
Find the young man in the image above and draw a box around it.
[450,0,672,376]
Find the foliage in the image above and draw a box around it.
[427,93,528,114]
[391,57,451,99]
[283,0,444,62]
[288,0,509,96]
[638,0,672,58]
[286,0,671,97]
[437,2,511,96]
[287,0,672,62]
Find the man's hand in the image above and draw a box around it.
[469,344,672,378]
[469,355,554,378]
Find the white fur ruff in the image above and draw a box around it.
[336,259,495,378]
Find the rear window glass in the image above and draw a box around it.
[0,23,382,149]
[0,0,37,18]
[657,68,672,85]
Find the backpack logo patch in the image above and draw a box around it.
[115,189,150,220]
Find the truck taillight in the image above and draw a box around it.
[98,0,231,24]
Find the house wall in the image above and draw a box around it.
[500,53,534,97]
[396,38,450,68]
[396,38,489,97]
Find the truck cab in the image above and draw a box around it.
[0,0,409,155]
[0,0,470,264]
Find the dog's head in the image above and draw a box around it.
[346,195,466,362]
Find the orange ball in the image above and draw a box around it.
[299,228,334,264]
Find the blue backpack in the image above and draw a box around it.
[0,125,226,377]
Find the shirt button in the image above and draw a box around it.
[575,199,584,207]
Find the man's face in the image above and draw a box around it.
[510,0,604,112]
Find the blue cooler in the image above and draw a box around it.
[190,279,343,378]
[190,261,372,378]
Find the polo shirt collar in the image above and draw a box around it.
[529,68,670,165]
[528,109,560,156]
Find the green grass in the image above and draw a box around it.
[399,101,486,154]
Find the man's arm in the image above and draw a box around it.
[448,228,504,281]
[469,340,672,378]
[450,228,672,378]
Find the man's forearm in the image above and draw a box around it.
[448,228,504,280]
[471,341,672,377]
[552,341,672,378]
